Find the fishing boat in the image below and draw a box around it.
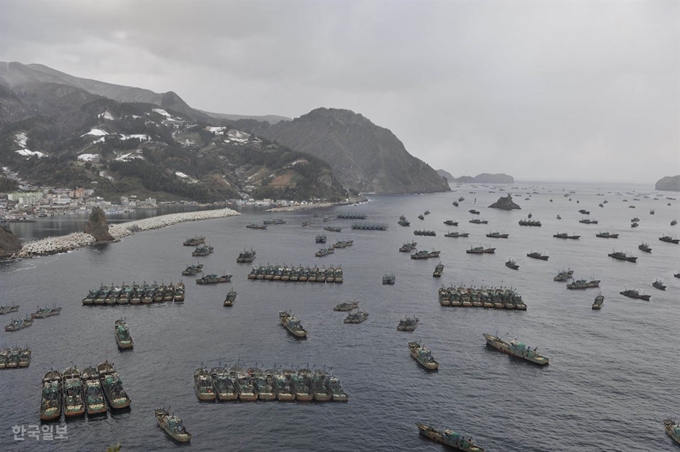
[18,347,31,367]
[433,263,444,277]
[418,214,425,220]
[638,243,652,253]
[466,246,495,254]
[183,236,205,246]
[223,288,237,306]
[98,360,131,409]
[469,218,489,224]
[608,251,637,262]
[82,366,107,415]
[196,273,232,284]
[579,218,598,224]
[230,365,257,401]
[526,251,549,260]
[253,371,276,401]
[596,232,619,239]
[334,300,359,311]
[279,311,307,338]
[287,369,313,402]
[553,232,580,239]
[311,370,332,401]
[672,220,678,226]
[193,367,216,401]
[327,375,348,402]
[344,310,369,324]
[40,370,62,421]
[273,372,295,401]
[659,235,680,244]
[246,223,267,230]
[0,304,20,314]
[315,247,335,257]
[30,306,62,318]
[324,226,342,233]
[411,250,441,260]
[115,319,134,350]
[155,408,192,442]
[5,348,20,368]
[652,280,666,291]
[382,274,396,285]
[315,234,327,244]
[486,232,509,239]
[415,423,484,451]
[408,341,439,370]
[182,263,203,276]
[397,316,419,331]
[445,231,469,238]
[174,281,185,302]
[62,366,85,417]
[444,220,458,226]
[505,259,519,270]
[483,333,549,365]
[620,289,651,301]
[210,367,238,401]
[236,248,256,263]
[566,279,600,290]
[191,244,214,256]
[554,269,574,281]
[592,294,604,310]
[5,316,33,332]
[664,419,680,445]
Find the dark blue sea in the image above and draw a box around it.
[1,181,679,451]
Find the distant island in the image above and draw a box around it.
[655,175,680,192]
[437,171,514,184]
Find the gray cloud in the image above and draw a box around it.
[1,0,677,182]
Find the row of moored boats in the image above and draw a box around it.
[40,361,131,421]
[82,282,185,305]
[193,365,348,402]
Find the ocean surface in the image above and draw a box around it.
[1,181,679,452]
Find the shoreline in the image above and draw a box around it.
[265,196,368,213]
[12,208,240,259]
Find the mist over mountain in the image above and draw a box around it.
[255,108,450,194]
[0,62,210,121]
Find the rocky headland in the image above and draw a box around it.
[655,175,680,192]
[488,194,521,210]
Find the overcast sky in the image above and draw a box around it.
[1,0,678,183]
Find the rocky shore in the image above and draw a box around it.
[12,208,239,259]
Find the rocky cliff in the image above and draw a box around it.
[488,194,521,210]
[84,207,114,242]
[0,226,22,258]
[256,108,450,194]
[655,175,680,192]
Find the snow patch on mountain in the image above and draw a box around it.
[81,128,108,137]
[98,111,115,120]
[78,154,99,162]
[14,132,28,147]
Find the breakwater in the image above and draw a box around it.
[14,208,239,259]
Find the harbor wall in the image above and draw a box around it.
[13,208,240,259]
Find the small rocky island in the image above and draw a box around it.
[84,206,114,242]
[0,226,22,259]
[437,171,514,184]
[655,175,680,192]
[488,194,521,210]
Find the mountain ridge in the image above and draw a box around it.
[255,107,450,194]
